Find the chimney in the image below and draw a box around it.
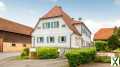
[78,18,82,21]
[72,18,74,20]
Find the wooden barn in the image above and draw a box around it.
[0,17,32,52]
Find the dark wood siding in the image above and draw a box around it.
[0,30,31,44]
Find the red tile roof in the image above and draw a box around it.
[94,28,114,40]
[40,5,83,35]
[0,17,33,35]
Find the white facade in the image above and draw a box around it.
[32,17,91,49]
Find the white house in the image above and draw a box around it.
[32,5,91,53]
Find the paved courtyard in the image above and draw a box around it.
[79,63,112,67]
[0,52,20,60]
[0,53,115,67]
[0,58,114,67]
[0,59,68,67]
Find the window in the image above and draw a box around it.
[54,21,59,28]
[58,36,66,43]
[42,21,59,29]
[47,36,55,43]
[48,22,50,28]
[56,21,59,28]
[43,23,45,29]
[50,37,54,43]
[23,44,26,47]
[62,25,65,27]
[37,37,44,43]
[12,43,16,47]
[51,22,54,28]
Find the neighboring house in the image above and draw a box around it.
[94,28,115,41]
[32,6,91,53]
[0,17,32,52]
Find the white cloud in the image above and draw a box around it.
[113,0,120,5]
[0,1,6,12]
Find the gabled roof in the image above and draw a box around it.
[39,5,84,35]
[94,28,114,40]
[0,17,33,35]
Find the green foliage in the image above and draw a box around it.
[36,47,59,59]
[94,56,111,63]
[114,48,120,52]
[108,34,120,50]
[107,27,120,50]
[20,48,29,59]
[65,47,96,67]
[95,41,109,51]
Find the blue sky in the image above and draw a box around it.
[0,0,120,35]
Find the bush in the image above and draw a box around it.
[94,56,111,63]
[20,48,29,59]
[65,47,96,67]
[95,41,109,51]
[36,47,59,59]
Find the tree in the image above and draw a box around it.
[107,27,120,50]
[108,34,120,50]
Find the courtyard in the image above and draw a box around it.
[0,54,113,67]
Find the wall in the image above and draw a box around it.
[75,23,91,47]
[32,17,72,48]
[3,42,31,52]
[71,34,82,48]
[0,38,3,52]
[0,30,31,52]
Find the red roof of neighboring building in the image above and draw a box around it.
[94,28,114,40]
[0,17,33,35]
[39,5,86,35]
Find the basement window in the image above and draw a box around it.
[12,43,16,47]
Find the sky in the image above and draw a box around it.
[0,0,120,37]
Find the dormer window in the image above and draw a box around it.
[42,21,59,29]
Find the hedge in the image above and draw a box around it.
[36,47,59,59]
[94,56,111,63]
[65,47,96,67]
[95,41,110,51]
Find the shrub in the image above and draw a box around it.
[65,47,96,67]
[94,56,111,63]
[95,41,109,51]
[20,48,29,59]
[36,47,59,59]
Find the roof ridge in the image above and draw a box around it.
[0,17,32,35]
